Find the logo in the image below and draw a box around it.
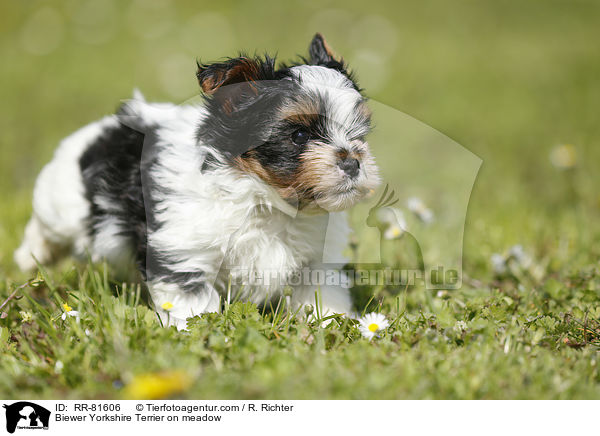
[2,402,50,434]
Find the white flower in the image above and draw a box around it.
[54,360,64,373]
[491,253,507,275]
[358,313,390,340]
[19,311,33,323]
[161,301,174,311]
[549,144,577,169]
[61,303,80,322]
[454,320,468,333]
[491,245,533,277]
[508,244,531,268]
[61,310,80,321]
[376,208,407,240]
[407,197,434,224]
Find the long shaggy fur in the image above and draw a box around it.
[15,34,380,329]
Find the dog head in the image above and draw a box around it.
[196,33,380,212]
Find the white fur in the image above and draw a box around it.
[15,116,118,270]
[289,66,380,211]
[144,98,356,327]
[17,76,368,329]
[290,65,370,143]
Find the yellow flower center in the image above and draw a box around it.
[62,303,72,312]
[124,370,192,400]
[161,302,174,311]
[368,323,379,332]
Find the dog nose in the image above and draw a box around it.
[338,157,360,178]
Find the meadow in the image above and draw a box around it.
[0,0,599,399]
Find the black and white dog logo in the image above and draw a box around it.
[2,402,50,433]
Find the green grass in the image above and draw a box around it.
[1,0,600,399]
[1,263,599,399]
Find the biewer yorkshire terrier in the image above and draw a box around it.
[15,34,380,329]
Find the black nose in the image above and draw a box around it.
[338,157,360,178]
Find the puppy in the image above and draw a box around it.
[15,34,380,328]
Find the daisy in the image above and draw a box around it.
[161,301,174,311]
[19,311,33,323]
[491,245,532,276]
[375,208,407,240]
[549,144,577,170]
[508,244,531,268]
[454,320,468,333]
[124,370,192,400]
[61,303,80,322]
[407,197,434,224]
[491,253,507,275]
[358,312,390,340]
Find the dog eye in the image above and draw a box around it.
[291,129,310,146]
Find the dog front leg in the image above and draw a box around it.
[290,266,354,320]
[148,280,220,330]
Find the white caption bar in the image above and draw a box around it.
[0,400,597,435]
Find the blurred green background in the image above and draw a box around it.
[1,0,599,277]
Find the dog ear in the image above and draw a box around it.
[308,33,341,66]
[197,56,277,113]
[196,57,265,95]
[307,34,360,90]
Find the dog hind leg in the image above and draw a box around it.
[14,215,68,272]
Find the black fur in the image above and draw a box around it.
[196,55,295,157]
[145,246,206,292]
[308,33,349,74]
[78,34,364,294]
[195,34,363,175]
[79,121,207,292]
[79,122,147,272]
[294,33,361,91]
[247,94,331,179]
